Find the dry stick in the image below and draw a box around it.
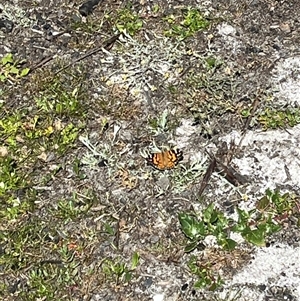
[215,159,249,186]
[238,94,260,147]
[113,220,121,250]
[219,94,260,184]
[54,33,121,76]
[198,157,216,197]
[242,96,260,134]
[29,55,54,73]
[217,94,261,185]
[199,95,260,194]
[28,33,120,75]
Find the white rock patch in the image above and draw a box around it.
[222,126,300,190]
[230,244,300,300]
[272,56,300,105]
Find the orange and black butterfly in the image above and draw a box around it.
[147,149,183,171]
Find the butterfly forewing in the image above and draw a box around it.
[148,149,183,170]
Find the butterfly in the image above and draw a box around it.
[147,149,183,170]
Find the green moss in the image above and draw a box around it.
[113,7,143,35]
[0,215,82,299]
[34,79,85,117]
[54,194,93,222]
[85,5,143,36]
[0,113,22,147]
[0,53,30,82]
[70,5,143,36]
[258,107,300,129]
[164,8,209,40]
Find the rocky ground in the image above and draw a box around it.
[0,0,299,300]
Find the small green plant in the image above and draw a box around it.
[35,86,82,116]
[24,244,79,300]
[205,56,222,70]
[0,155,32,209]
[188,255,224,290]
[180,190,288,252]
[55,194,92,222]
[164,8,209,40]
[102,252,140,284]
[0,113,22,147]
[111,8,143,35]
[103,222,115,236]
[179,203,237,253]
[72,158,86,179]
[0,196,33,221]
[171,157,207,193]
[152,4,160,14]
[1,112,81,158]
[0,219,45,271]
[70,18,104,34]
[258,108,300,129]
[179,190,291,291]
[241,107,252,118]
[232,190,297,246]
[57,123,80,153]
[148,109,169,134]
[56,199,83,221]
[232,207,281,246]
[257,188,297,218]
[0,53,30,82]
[0,157,20,196]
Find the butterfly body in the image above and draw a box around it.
[147,149,183,170]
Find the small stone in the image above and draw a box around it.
[181,283,188,291]
[144,277,153,288]
[279,22,291,33]
[153,294,164,301]
[0,146,8,157]
[79,0,102,16]
[0,18,14,33]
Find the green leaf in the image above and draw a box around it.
[195,220,206,236]
[104,223,114,235]
[257,195,270,211]
[243,228,265,246]
[131,252,139,269]
[124,271,132,282]
[206,57,217,68]
[1,53,13,65]
[209,209,219,224]
[20,68,30,77]
[269,189,279,202]
[203,203,214,223]
[194,278,208,289]
[9,66,19,74]
[264,216,282,234]
[235,207,250,225]
[219,238,237,250]
[179,213,200,240]
[184,241,199,253]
